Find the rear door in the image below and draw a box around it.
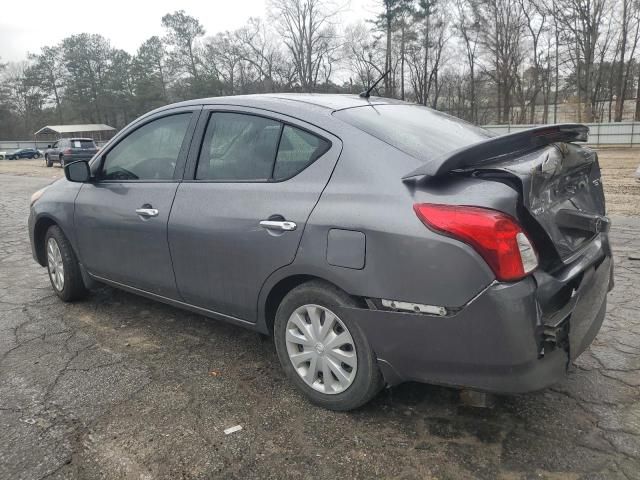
[168,106,342,322]
[74,108,200,298]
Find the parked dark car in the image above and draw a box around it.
[45,138,98,167]
[6,148,41,160]
[28,94,613,410]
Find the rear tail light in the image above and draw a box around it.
[63,148,72,155]
[413,203,538,282]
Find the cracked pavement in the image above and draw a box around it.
[1,174,639,480]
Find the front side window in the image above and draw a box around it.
[196,112,330,181]
[101,113,191,181]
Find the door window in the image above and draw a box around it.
[196,113,281,180]
[195,112,330,181]
[101,113,191,181]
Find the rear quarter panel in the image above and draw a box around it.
[273,124,524,308]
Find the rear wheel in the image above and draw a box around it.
[274,281,383,411]
[45,225,87,302]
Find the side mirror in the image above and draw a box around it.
[64,160,91,183]
[47,145,51,149]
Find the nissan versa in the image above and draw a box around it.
[28,94,613,411]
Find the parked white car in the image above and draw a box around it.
[0,151,7,160]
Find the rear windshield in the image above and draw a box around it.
[70,139,96,149]
[333,105,492,161]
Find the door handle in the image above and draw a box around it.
[136,208,159,218]
[259,220,297,231]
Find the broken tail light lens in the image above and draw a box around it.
[413,203,538,282]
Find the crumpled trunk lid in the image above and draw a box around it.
[471,143,608,263]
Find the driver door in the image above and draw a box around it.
[74,108,200,298]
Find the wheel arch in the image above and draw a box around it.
[33,216,59,266]
[259,271,366,335]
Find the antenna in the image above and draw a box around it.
[359,70,391,99]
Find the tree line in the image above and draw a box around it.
[1,0,639,139]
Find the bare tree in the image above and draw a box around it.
[269,0,340,92]
[236,18,290,92]
[343,22,385,91]
[552,0,611,121]
[476,0,525,123]
[453,0,481,122]
[517,0,547,123]
[613,0,640,121]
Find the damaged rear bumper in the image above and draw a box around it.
[338,234,613,394]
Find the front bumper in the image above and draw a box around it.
[340,236,613,394]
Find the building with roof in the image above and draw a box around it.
[34,124,117,144]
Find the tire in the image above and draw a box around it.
[44,225,87,302]
[34,153,41,159]
[45,155,52,167]
[274,280,383,411]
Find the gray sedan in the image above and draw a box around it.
[28,94,612,410]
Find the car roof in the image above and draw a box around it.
[169,93,406,111]
[138,93,410,133]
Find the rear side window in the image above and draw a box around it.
[196,112,330,181]
[333,105,492,161]
[101,113,191,181]
[273,126,330,180]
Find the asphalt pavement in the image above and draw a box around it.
[1,174,639,479]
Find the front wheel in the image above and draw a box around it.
[45,225,87,302]
[274,281,383,411]
[34,153,41,159]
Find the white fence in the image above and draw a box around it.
[482,122,640,147]
[0,140,109,150]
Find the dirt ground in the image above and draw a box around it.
[1,147,638,215]
[597,148,640,216]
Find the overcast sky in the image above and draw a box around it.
[0,0,377,63]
